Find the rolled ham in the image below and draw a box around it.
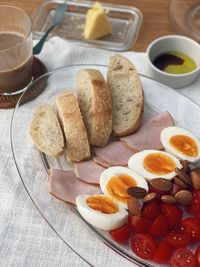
[93,141,136,168]
[120,111,174,151]
[73,160,105,185]
[48,169,101,205]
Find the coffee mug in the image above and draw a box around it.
[146,35,200,89]
[0,5,33,94]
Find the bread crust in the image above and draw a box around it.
[29,105,64,157]
[107,54,144,137]
[55,91,90,162]
[77,69,112,147]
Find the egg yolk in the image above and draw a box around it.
[143,153,176,175]
[106,174,137,203]
[170,135,198,157]
[86,195,118,214]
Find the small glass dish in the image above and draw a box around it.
[11,64,200,267]
[32,0,143,51]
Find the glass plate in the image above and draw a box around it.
[11,64,200,267]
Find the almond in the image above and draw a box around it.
[191,167,200,190]
[127,197,141,216]
[175,190,193,205]
[143,192,158,203]
[180,160,188,173]
[127,187,147,199]
[161,195,177,204]
[175,168,192,185]
[173,177,188,189]
[150,178,172,192]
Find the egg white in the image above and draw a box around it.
[76,195,128,231]
[161,126,200,163]
[99,166,148,209]
[128,150,182,181]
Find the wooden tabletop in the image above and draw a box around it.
[2,0,176,52]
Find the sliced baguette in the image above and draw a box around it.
[107,54,144,137]
[77,69,112,147]
[55,91,90,162]
[29,105,64,157]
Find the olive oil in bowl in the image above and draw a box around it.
[153,52,197,74]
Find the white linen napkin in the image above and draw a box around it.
[1,36,200,267]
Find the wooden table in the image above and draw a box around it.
[2,0,176,52]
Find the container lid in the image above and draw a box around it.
[32,0,143,51]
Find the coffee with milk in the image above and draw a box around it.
[0,31,33,93]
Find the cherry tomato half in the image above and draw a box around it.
[131,233,157,260]
[186,189,200,215]
[181,217,200,243]
[128,215,152,233]
[109,224,130,244]
[153,239,172,264]
[148,214,168,238]
[142,201,160,220]
[195,245,200,267]
[166,229,191,248]
[161,203,183,229]
[195,212,200,221]
[170,248,196,267]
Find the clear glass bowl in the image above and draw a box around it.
[11,64,200,267]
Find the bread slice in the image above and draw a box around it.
[107,54,144,137]
[29,105,64,157]
[77,69,112,147]
[55,91,90,162]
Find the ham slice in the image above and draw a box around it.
[73,160,105,185]
[120,111,174,151]
[93,141,136,168]
[48,169,101,205]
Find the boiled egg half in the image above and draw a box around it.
[100,166,148,209]
[76,195,128,231]
[128,150,182,180]
[161,126,200,163]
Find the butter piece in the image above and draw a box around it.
[84,2,112,40]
